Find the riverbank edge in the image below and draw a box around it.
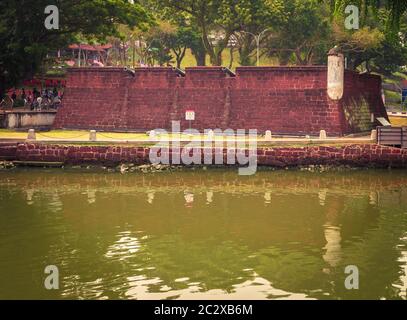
[0,142,407,169]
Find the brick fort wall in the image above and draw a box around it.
[52,66,388,135]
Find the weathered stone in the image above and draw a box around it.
[89,130,97,142]
[1,142,406,169]
[264,131,272,141]
[27,129,36,140]
[370,129,377,142]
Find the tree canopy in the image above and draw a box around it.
[2,0,407,98]
[0,0,151,97]
[330,0,407,31]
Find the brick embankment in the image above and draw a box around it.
[1,142,407,168]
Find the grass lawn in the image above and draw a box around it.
[0,129,28,139]
[385,89,401,104]
[0,128,375,151]
[0,129,261,142]
[389,116,407,127]
[172,49,277,70]
[375,71,406,108]
[0,129,148,141]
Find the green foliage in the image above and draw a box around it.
[332,4,407,73]
[0,0,151,97]
[267,0,332,65]
[2,0,407,93]
[235,0,287,65]
[330,0,407,31]
[373,36,407,74]
[156,0,267,65]
[147,22,202,68]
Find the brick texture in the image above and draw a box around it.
[53,66,388,135]
[1,143,406,168]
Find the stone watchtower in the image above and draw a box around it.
[327,47,345,101]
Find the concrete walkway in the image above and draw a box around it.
[0,129,374,146]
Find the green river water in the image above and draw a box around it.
[0,168,406,300]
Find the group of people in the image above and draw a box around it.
[8,87,63,110]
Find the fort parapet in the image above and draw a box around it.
[53,66,388,135]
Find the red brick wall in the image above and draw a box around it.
[341,71,388,132]
[1,143,407,168]
[53,66,387,135]
[229,67,343,134]
[0,143,18,158]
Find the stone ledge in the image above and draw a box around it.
[1,143,406,169]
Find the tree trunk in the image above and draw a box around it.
[175,47,187,69]
[239,47,254,66]
[278,51,291,65]
[239,36,255,66]
[306,48,314,65]
[203,36,218,65]
[210,50,223,66]
[191,46,206,66]
[228,47,234,69]
[200,21,216,65]
[201,28,226,65]
[294,49,306,65]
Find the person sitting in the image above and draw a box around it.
[21,88,27,106]
[53,95,61,109]
[10,91,17,109]
[33,87,40,99]
[29,95,35,111]
[35,97,42,111]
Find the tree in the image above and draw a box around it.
[330,0,407,32]
[234,0,287,66]
[266,0,332,65]
[189,29,208,66]
[333,22,385,71]
[168,27,202,69]
[372,36,407,74]
[142,0,207,66]
[0,0,151,98]
[144,22,175,66]
[332,4,407,73]
[146,21,203,68]
[158,0,255,66]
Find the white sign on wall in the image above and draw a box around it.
[185,110,195,121]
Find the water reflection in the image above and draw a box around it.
[124,273,311,300]
[264,192,271,205]
[87,190,96,204]
[395,233,407,299]
[0,169,407,300]
[25,189,34,205]
[105,231,141,261]
[206,191,213,204]
[323,226,342,270]
[318,189,327,206]
[147,191,155,204]
[184,192,194,207]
